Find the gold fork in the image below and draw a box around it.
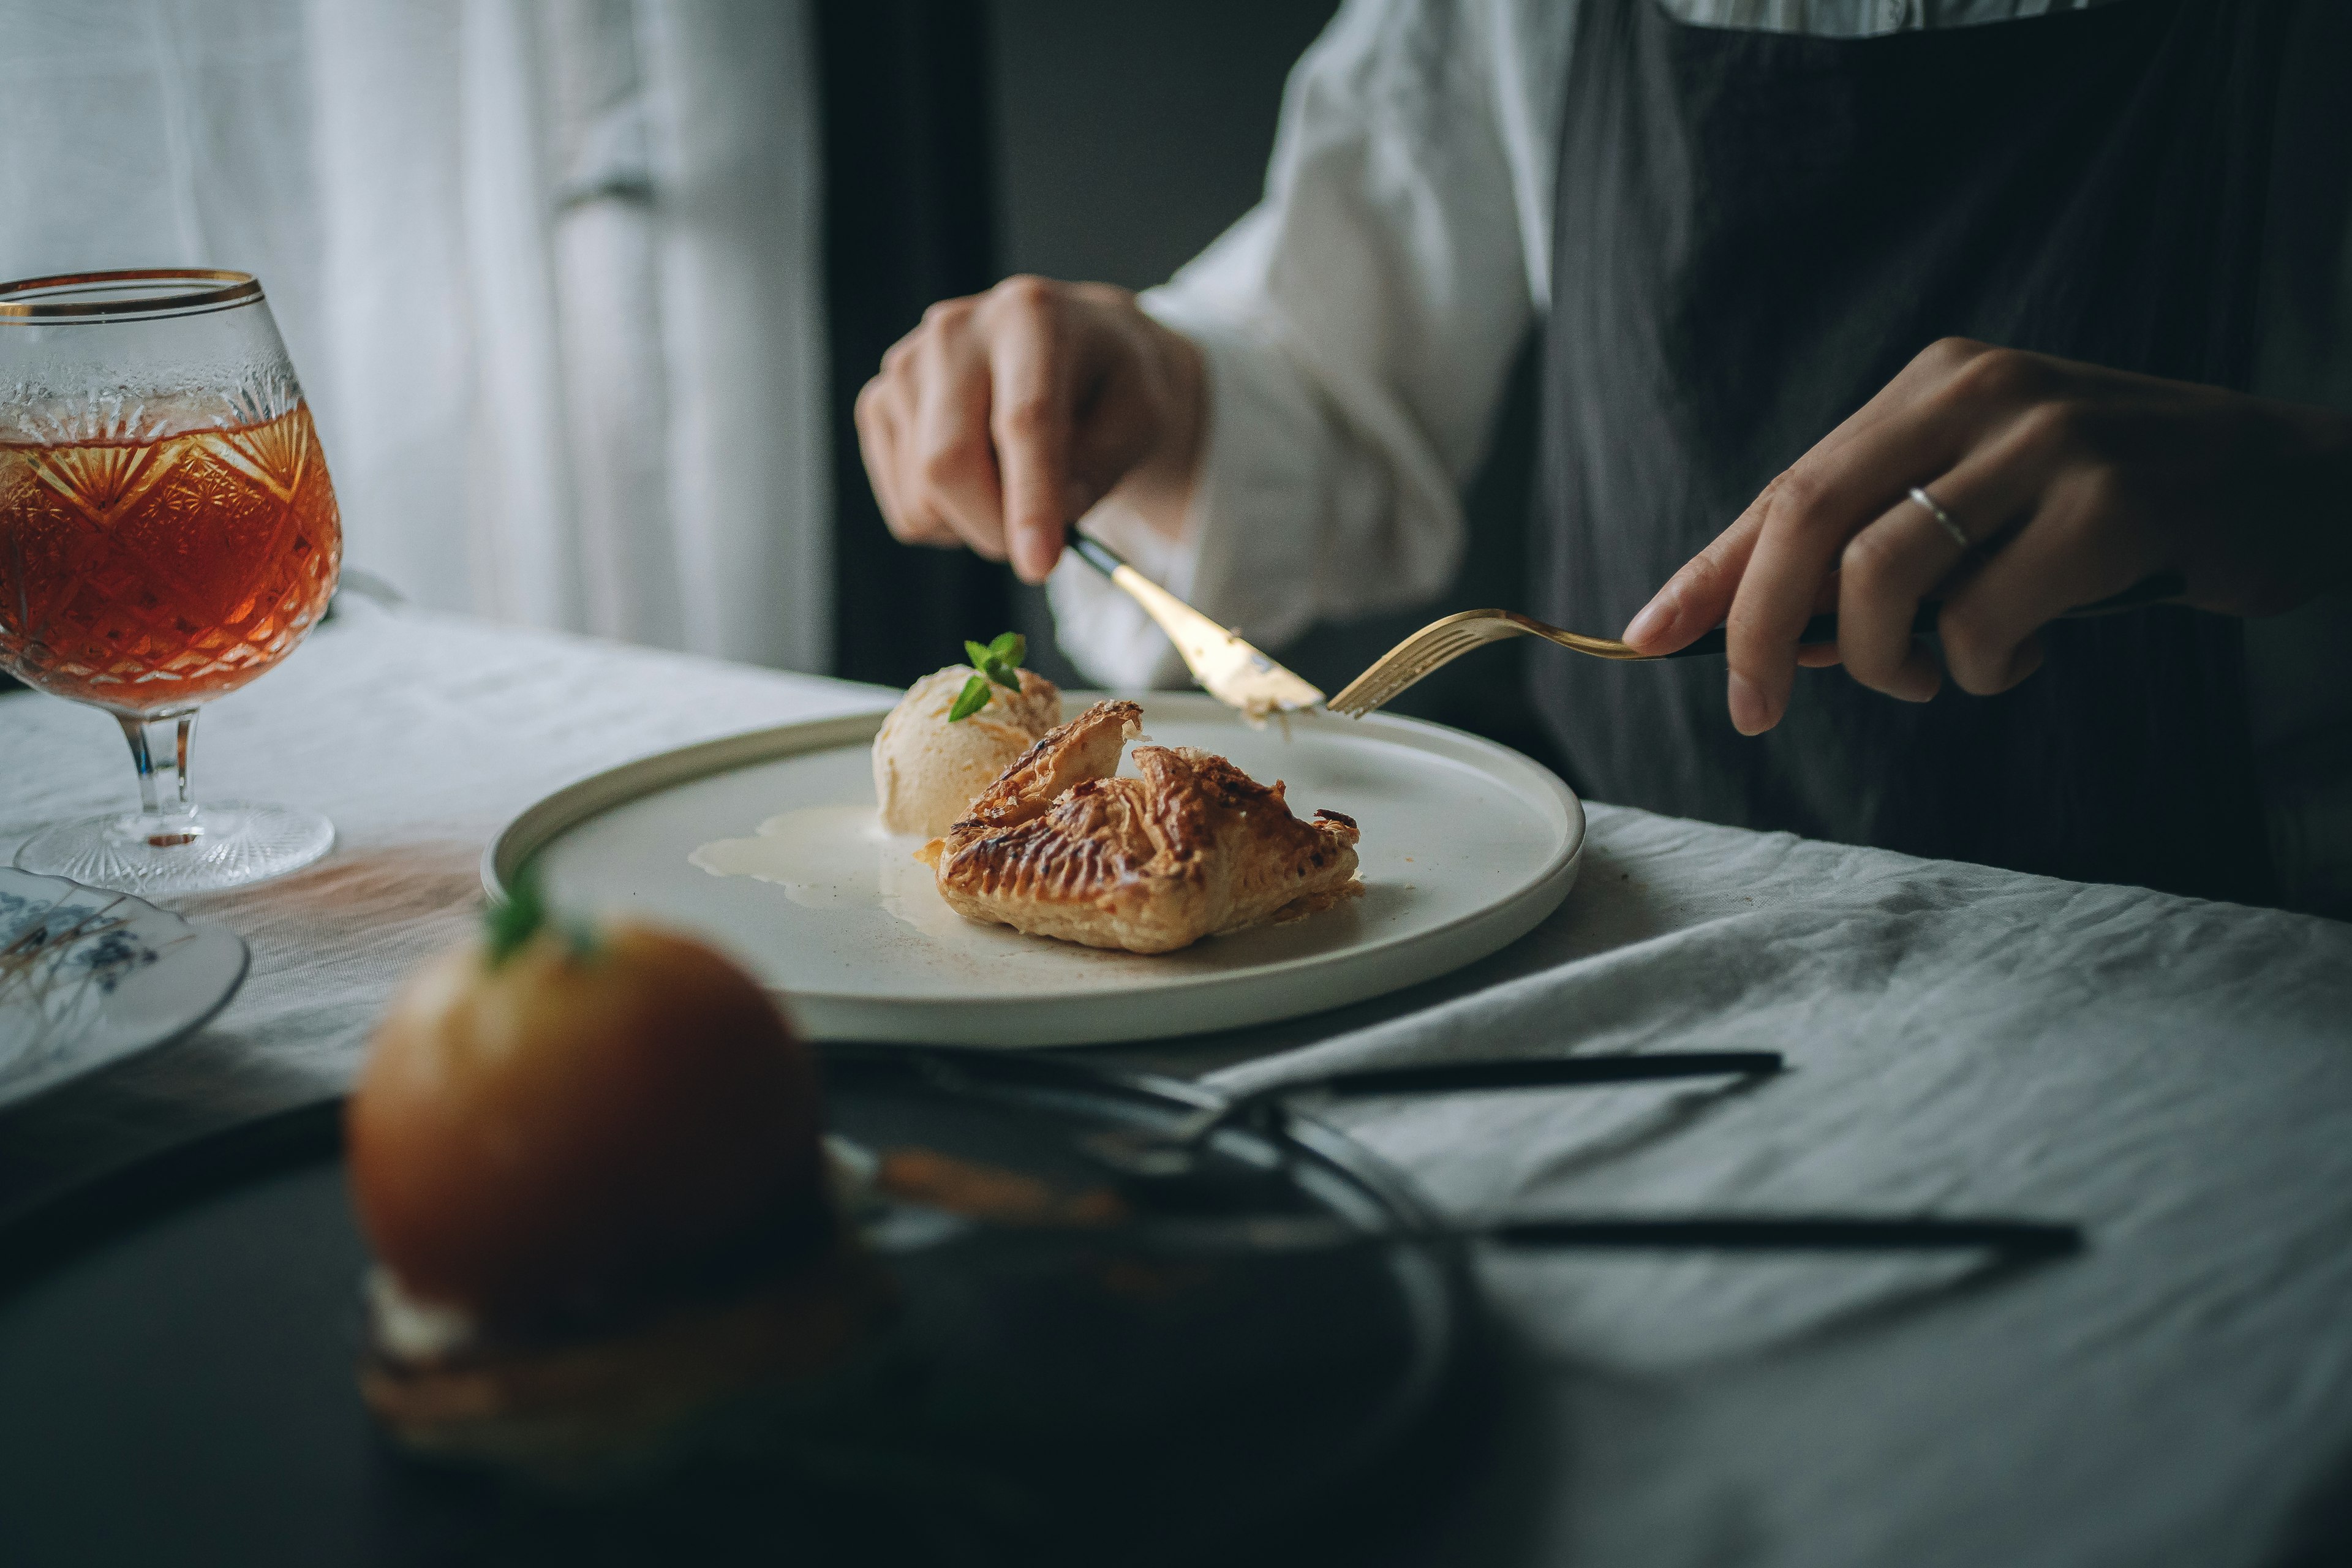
[1327,573,2187,719]
[1326,610,1677,717]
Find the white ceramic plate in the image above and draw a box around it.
[0,869,250,1111]
[487,693,1583,1046]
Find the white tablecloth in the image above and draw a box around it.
[3,603,2348,1568]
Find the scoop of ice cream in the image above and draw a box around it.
[872,665,1062,837]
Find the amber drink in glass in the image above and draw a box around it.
[1,270,342,893]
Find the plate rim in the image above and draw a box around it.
[483,694,1586,1044]
[0,865,251,1112]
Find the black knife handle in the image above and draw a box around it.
[1067,532,1126,579]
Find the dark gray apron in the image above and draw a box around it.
[1534,0,2291,903]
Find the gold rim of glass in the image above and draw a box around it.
[0,268,263,320]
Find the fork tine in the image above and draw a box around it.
[1330,616,1518,716]
[1329,671,1396,717]
[1387,633,1474,679]
[1332,657,1427,716]
[1330,655,1427,714]
[1333,604,1717,718]
[1332,638,1459,712]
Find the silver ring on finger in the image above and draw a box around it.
[1906,486,1970,554]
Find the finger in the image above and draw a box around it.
[1622,353,1983,657]
[1725,391,1991,734]
[1833,404,2079,699]
[1937,465,2160,695]
[864,368,963,547]
[908,317,1009,560]
[1797,569,1842,663]
[856,380,914,539]
[1833,494,1953,703]
[1065,349,1160,507]
[1624,492,1854,655]
[984,281,1074,584]
[1621,505,1764,653]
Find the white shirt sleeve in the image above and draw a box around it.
[1045,0,1570,687]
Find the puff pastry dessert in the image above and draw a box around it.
[922,699,1362,953]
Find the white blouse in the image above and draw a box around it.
[1042,0,2352,905]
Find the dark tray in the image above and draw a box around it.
[0,1042,1474,1568]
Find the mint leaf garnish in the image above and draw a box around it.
[947,674,994,722]
[948,630,1029,719]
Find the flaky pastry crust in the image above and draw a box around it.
[922,700,1362,953]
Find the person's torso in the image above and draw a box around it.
[1529,0,2302,902]
[1459,0,2352,910]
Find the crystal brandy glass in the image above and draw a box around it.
[1,270,341,894]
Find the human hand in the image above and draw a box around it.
[855,275,1206,584]
[1619,338,2352,734]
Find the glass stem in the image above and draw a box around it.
[117,709,204,846]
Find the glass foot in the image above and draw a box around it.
[14,802,334,895]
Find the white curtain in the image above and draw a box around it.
[0,0,832,673]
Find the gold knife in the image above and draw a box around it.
[1066,532,1324,720]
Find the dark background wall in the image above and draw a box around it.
[820,1,1011,692]
[827,0,1553,763]
[986,0,1336,292]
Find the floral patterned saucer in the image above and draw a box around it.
[0,869,248,1112]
